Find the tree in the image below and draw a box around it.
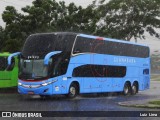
[55,2,99,34]
[1,39,21,52]
[1,0,61,52]
[2,6,24,51]
[21,0,59,33]
[2,6,23,38]
[2,0,160,52]
[0,26,5,51]
[95,0,160,41]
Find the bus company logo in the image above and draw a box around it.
[27,56,39,59]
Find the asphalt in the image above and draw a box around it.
[0,81,160,119]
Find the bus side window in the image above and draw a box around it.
[0,57,7,71]
[73,37,91,54]
[73,48,81,54]
[143,69,149,75]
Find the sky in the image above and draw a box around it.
[0,0,159,53]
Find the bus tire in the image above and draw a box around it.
[67,83,78,98]
[123,82,131,96]
[131,83,138,95]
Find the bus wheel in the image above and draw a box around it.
[131,83,138,95]
[123,82,131,96]
[67,83,78,98]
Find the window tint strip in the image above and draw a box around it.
[72,64,126,78]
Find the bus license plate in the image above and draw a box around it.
[28,91,34,95]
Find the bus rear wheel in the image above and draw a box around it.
[131,83,138,95]
[123,82,131,96]
[67,83,78,98]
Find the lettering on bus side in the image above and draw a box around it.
[113,57,136,63]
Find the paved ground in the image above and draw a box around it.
[119,81,160,108]
[0,81,160,120]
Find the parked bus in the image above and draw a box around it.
[0,52,18,88]
[7,32,150,98]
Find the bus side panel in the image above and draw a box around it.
[112,78,124,92]
[0,71,12,88]
[101,78,113,92]
[0,55,12,88]
[82,78,102,93]
[59,76,68,94]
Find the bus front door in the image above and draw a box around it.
[143,68,150,89]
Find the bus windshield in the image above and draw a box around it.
[19,59,49,80]
[22,33,76,59]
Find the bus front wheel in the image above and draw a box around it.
[67,83,78,98]
[123,82,131,96]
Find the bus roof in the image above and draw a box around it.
[29,32,149,47]
[30,32,77,37]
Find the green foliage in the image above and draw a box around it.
[0,26,6,51]
[0,0,160,52]
[149,100,160,105]
[2,39,21,52]
[95,0,160,41]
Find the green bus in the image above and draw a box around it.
[0,52,18,88]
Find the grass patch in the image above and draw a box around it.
[119,100,160,109]
[149,100,160,105]
[151,74,160,81]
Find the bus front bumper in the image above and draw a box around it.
[18,79,60,95]
[18,84,53,95]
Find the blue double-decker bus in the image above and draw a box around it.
[8,32,150,98]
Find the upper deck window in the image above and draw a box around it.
[73,36,149,58]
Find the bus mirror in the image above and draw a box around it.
[44,51,62,65]
[6,58,15,71]
[6,52,21,71]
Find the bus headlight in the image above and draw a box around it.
[18,82,22,86]
[41,80,57,86]
[42,83,48,86]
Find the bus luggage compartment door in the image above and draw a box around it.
[83,77,102,93]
